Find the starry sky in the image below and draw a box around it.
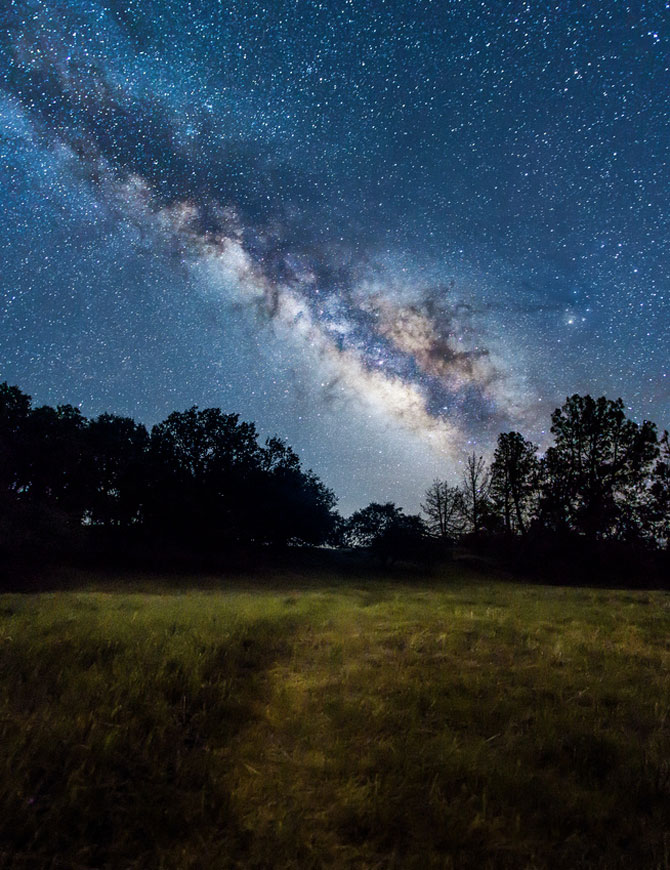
[1,0,669,514]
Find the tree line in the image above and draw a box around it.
[319,394,670,566]
[419,394,669,550]
[1,382,670,571]
[0,382,338,555]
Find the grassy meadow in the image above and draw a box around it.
[0,566,669,869]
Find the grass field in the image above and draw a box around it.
[0,566,669,869]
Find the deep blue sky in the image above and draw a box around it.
[1,0,669,513]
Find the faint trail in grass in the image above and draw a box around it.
[0,579,668,868]
[227,582,670,869]
[0,592,308,869]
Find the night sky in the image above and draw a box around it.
[1,1,669,514]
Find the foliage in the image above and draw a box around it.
[0,382,31,495]
[489,431,540,535]
[257,437,338,546]
[646,430,670,548]
[4,379,670,557]
[422,397,668,552]
[344,501,402,548]
[370,511,428,564]
[87,414,149,527]
[343,501,428,563]
[541,395,658,540]
[147,406,264,542]
[0,383,338,551]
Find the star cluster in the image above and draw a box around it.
[1,0,669,512]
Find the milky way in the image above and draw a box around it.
[1,1,669,512]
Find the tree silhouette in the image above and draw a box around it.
[344,502,401,548]
[147,407,263,542]
[646,430,670,549]
[489,432,540,535]
[86,414,149,527]
[4,377,670,568]
[256,437,338,545]
[344,502,427,564]
[542,395,657,540]
[24,404,90,519]
[146,408,338,546]
[421,479,465,540]
[461,452,490,536]
[371,512,428,565]
[0,382,32,497]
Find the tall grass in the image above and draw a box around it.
[0,571,668,868]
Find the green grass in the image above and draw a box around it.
[0,567,669,868]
